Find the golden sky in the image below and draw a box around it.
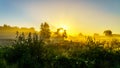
[0,0,120,35]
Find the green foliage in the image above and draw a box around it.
[0,23,120,68]
[104,30,112,36]
[40,22,51,40]
[2,32,44,68]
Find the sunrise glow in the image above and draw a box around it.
[0,1,120,67]
[0,0,120,36]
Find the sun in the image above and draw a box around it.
[59,25,68,30]
[59,29,64,34]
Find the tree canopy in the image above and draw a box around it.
[104,30,112,36]
[40,22,51,40]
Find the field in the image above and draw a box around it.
[0,35,120,68]
[0,39,14,46]
[0,0,120,68]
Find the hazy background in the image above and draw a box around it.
[0,0,120,35]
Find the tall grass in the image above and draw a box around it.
[0,33,120,68]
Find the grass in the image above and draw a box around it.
[0,35,120,68]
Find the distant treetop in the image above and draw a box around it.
[103,30,112,36]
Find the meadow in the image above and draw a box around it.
[0,34,120,68]
[0,0,120,68]
[0,23,120,68]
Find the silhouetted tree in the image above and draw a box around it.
[55,28,67,40]
[104,30,112,36]
[33,33,38,43]
[40,22,51,41]
[3,24,10,28]
[28,32,32,43]
[56,28,63,37]
[62,30,67,38]
[94,33,99,37]
[78,33,83,36]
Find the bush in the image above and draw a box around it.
[1,34,120,68]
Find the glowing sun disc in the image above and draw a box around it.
[59,25,68,30]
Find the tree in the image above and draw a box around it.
[62,30,67,38]
[54,28,67,40]
[40,22,51,40]
[78,33,83,36]
[103,30,112,36]
[94,33,99,37]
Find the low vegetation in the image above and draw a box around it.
[0,23,120,68]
